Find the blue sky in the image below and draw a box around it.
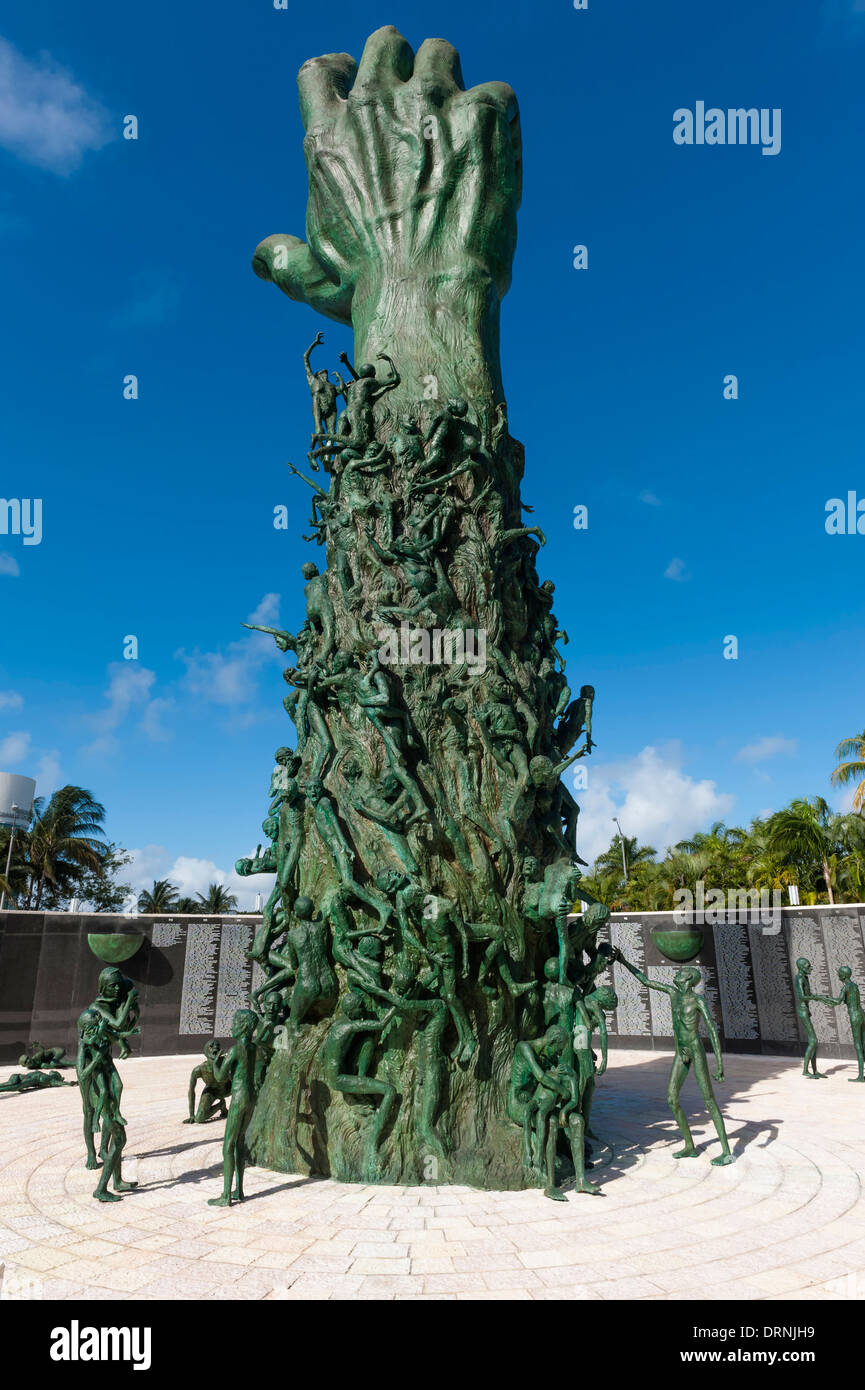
[1,0,863,904]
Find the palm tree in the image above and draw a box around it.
[195,882,238,913]
[767,796,838,904]
[630,860,673,911]
[137,879,179,913]
[175,896,200,914]
[745,819,794,894]
[594,834,656,881]
[26,787,108,909]
[832,732,865,812]
[667,841,712,890]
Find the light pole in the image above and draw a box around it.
[612,816,628,882]
[0,804,18,911]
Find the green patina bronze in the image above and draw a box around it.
[794,956,837,1079]
[822,964,865,1081]
[616,953,735,1165]
[208,1009,260,1207]
[19,1040,72,1069]
[87,932,143,965]
[651,927,704,963]
[0,1070,75,1094]
[183,1041,231,1124]
[242,25,610,1193]
[76,968,140,1199]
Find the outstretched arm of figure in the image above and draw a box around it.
[242,622,299,653]
[304,331,324,385]
[618,956,675,996]
[349,795,401,832]
[355,1007,398,1034]
[413,495,445,528]
[697,997,725,1080]
[414,460,473,492]
[308,439,343,459]
[338,351,359,381]
[287,462,328,495]
[313,670,352,694]
[346,461,391,486]
[366,532,397,564]
[552,750,586,778]
[341,924,390,941]
[373,353,400,394]
[359,980,434,1014]
[498,525,546,548]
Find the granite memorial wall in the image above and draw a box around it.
[0,912,264,1063]
[1,906,863,1063]
[598,905,865,1060]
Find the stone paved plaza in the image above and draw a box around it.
[1,1050,864,1301]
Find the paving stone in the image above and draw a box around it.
[3,1051,865,1302]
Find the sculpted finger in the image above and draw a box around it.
[412,38,465,94]
[352,25,414,92]
[252,234,353,325]
[461,81,522,208]
[298,52,358,130]
[464,80,519,120]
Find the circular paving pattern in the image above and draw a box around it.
[1,1051,864,1300]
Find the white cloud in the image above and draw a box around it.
[573,742,735,865]
[84,663,173,754]
[0,37,112,174]
[176,593,284,708]
[640,490,661,506]
[664,556,687,582]
[0,732,59,793]
[0,553,20,576]
[139,696,174,742]
[125,844,274,912]
[0,729,31,764]
[0,690,23,710]
[34,749,61,796]
[736,734,797,764]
